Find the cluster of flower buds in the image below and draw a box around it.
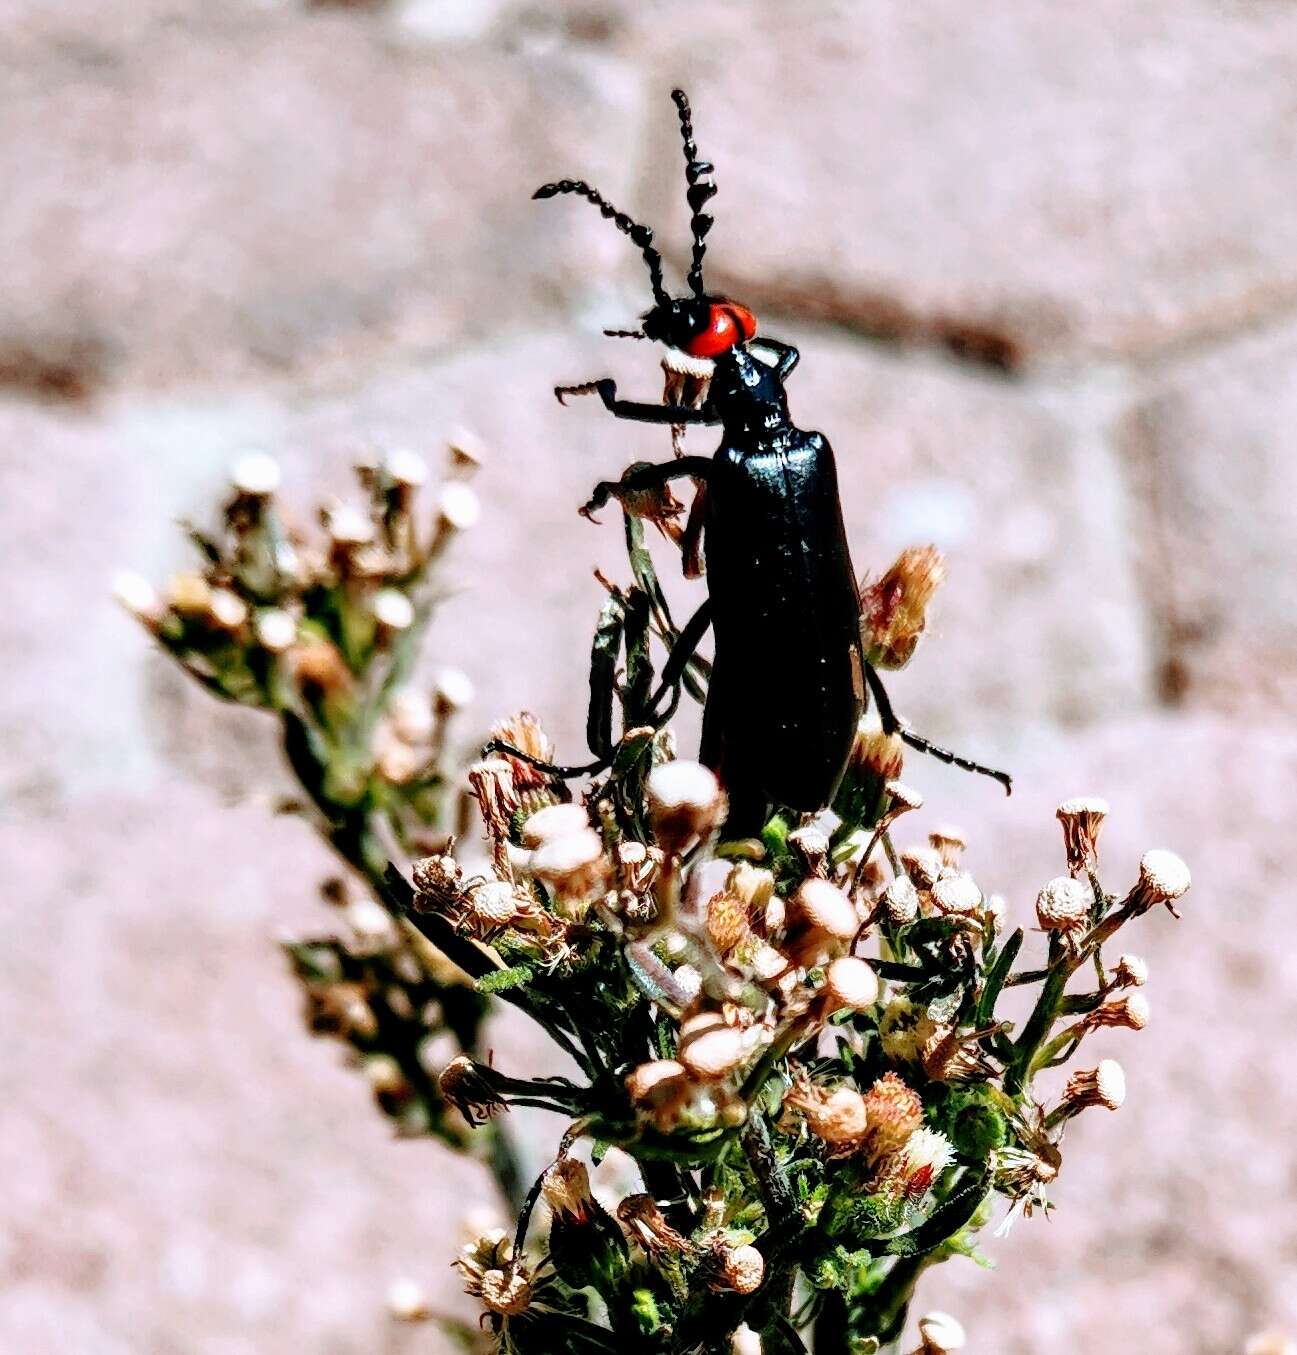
[116,440,482,837]
[282,876,487,1142]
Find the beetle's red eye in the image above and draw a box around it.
[684,305,739,358]
[727,303,758,341]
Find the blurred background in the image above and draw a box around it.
[3,1,1296,1351]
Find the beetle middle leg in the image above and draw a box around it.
[582,455,712,519]
[864,663,1013,795]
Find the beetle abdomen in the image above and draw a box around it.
[704,431,863,812]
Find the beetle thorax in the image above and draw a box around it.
[708,348,790,440]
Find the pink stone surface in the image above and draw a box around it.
[3,3,1296,1352]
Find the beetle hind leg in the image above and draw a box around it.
[480,739,610,780]
[864,662,1012,796]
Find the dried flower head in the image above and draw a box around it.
[862,1072,925,1160]
[542,1157,597,1222]
[489,713,556,796]
[230,449,282,498]
[386,1276,430,1323]
[646,760,727,853]
[1056,795,1109,876]
[438,1055,505,1126]
[785,1079,869,1147]
[860,545,947,669]
[881,874,921,927]
[900,845,944,890]
[531,828,609,909]
[706,889,750,954]
[521,802,590,848]
[878,997,941,1067]
[617,1194,693,1258]
[822,956,880,1013]
[1125,849,1192,917]
[916,1310,967,1353]
[1055,1059,1126,1122]
[1111,953,1149,989]
[884,1126,954,1201]
[411,852,467,914]
[1084,993,1150,1032]
[930,871,983,918]
[707,1239,765,1295]
[927,824,967,869]
[1036,875,1091,942]
[786,878,858,966]
[679,1023,748,1081]
[625,1059,692,1131]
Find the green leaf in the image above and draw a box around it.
[880,1169,991,1258]
[975,928,1023,1028]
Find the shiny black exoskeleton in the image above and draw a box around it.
[498,90,1010,827]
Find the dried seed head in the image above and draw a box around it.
[878,998,941,1066]
[490,712,556,794]
[230,449,281,497]
[789,824,831,876]
[1086,993,1150,1032]
[542,1157,596,1222]
[785,1078,869,1145]
[920,1025,997,1083]
[1059,1059,1126,1118]
[167,571,212,616]
[787,878,858,966]
[851,727,907,783]
[384,447,428,488]
[254,607,297,653]
[477,1267,532,1317]
[927,824,967,869]
[917,1310,967,1353]
[727,862,775,914]
[207,588,249,631]
[860,545,948,669]
[706,890,750,954]
[1056,795,1109,875]
[930,871,983,918]
[468,879,522,929]
[372,588,415,632]
[112,570,163,625]
[386,1277,430,1323]
[900,845,943,890]
[886,781,924,817]
[521,801,591,848]
[1126,849,1192,916]
[646,761,727,853]
[437,481,481,532]
[531,829,609,905]
[326,503,375,547]
[885,1127,954,1201]
[709,1239,765,1295]
[468,758,518,842]
[1112,953,1149,989]
[291,639,354,700]
[438,1055,505,1125]
[434,666,475,715]
[1036,875,1091,934]
[626,1058,690,1114]
[679,1024,748,1081]
[823,956,880,1012]
[412,852,465,912]
[862,1072,924,1160]
[390,689,434,744]
[881,874,921,927]
[447,427,487,476]
[617,1194,693,1258]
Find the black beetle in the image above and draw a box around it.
[493,89,1010,828]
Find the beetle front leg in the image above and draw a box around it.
[752,336,800,380]
[556,378,720,426]
[582,455,713,520]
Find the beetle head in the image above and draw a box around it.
[535,89,753,359]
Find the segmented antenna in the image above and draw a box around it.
[602,328,648,340]
[533,179,668,306]
[671,89,718,296]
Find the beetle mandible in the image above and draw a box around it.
[495,89,1010,829]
